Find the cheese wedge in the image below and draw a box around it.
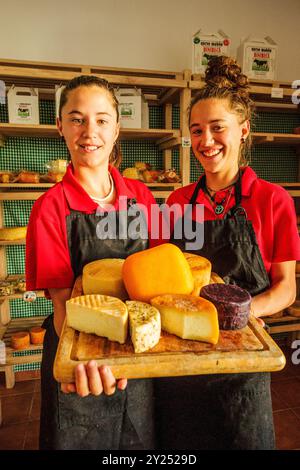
[82,258,128,300]
[151,294,219,345]
[122,243,194,302]
[66,295,128,344]
[183,252,212,295]
[126,301,161,353]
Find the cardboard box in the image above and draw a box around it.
[7,86,39,124]
[237,36,278,80]
[116,88,149,129]
[192,29,230,74]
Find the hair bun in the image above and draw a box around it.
[205,56,249,92]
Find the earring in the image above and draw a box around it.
[241,137,245,144]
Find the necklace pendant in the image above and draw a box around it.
[215,204,224,215]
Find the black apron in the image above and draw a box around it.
[154,173,275,450]
[40,199,156,450]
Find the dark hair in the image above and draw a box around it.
[58,75,122,167]
[189,56,255,166]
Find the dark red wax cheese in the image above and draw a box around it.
[200,283,251,330]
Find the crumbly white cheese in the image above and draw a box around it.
[126,301,161,353]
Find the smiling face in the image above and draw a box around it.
[189,98,250,180]
[57,85,120,170]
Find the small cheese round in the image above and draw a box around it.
[30,327,46,344]
[82,258,128,300]
[11,331,30,350]
[200,283,251,330]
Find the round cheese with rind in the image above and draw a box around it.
[200,283,251,330]
[82,258,128,300]
[183,252,212,295]
[122,244,194,302]
[151,293,219,345]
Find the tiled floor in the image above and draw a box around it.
[0,344,300,450]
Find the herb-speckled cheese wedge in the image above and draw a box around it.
[126,301,161,353]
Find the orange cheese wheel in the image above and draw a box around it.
[11,331,30,350]
[122,243,194,302]
[30,327,46,344]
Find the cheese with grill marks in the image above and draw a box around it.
[66,295,128,344]
[126,301,161,353]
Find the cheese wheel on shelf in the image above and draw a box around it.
[82,258,128,300]
[122,243,194,302]
[30,326,46,344]
[66,295,128,344]
[126,300,161,353]
[11,331,30,350]
[0,226,27,241]
[183,252,212,295]
[151,294,219,345]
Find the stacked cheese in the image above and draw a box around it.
[70,244,221,350]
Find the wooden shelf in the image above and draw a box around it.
[190,76,295,98]
[0,316,47,381]
[253,133,300,145]
[0,60,187,106]
[0,291,44,302]
[0,123,181,148]
[0,182,182,201]
[0,239,25,245]
[264,315,300,334]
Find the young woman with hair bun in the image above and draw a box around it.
[155,56,300,449]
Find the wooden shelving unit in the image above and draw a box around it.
[0,59,193,387]
[0,315,47,388]
[0,123,181,148]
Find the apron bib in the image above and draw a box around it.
[155,173,275,450]
[40,198,155,450]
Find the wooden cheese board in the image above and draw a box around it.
[53,276,286,383]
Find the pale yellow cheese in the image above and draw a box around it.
[151,294,219,345]
[126,301,161,353]
[183,252,212,296]
[82,259,128,300]
[66,295,128,344]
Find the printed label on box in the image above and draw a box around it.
[182,137,191,147]
[120,102,136,120]
[271,87,283,99]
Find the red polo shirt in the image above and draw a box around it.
[26,164,159,291]
[166,167,300,274]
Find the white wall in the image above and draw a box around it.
[0,0,299,81]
